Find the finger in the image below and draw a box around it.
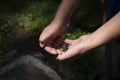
[39,31,51,43]
[44,42,57,55]
[56,52,67,60]
[56,47,79,60]
[55,37,65,42]
[64,39,73,44]
[44,46,57,55]
[53,40,64,49]
[56,49,63,55]
[39,42,45,48]
[56,37,73,44]
[39,37,53,48]
[54,40,63,44]
[53,37,64,45]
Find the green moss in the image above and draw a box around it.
[0,19,13,55]
[18,1,59,40]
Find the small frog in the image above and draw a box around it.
[60,43,69,52]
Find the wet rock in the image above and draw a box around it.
[0,55,62,80]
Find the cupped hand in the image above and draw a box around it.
[39,23,66,54]
[55,35,90,60]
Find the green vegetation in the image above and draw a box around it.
[0,0,105,80]
[0,19,13,55]
[18,1,59,40]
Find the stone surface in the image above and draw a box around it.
[0,64,53,80]
[0,55,62,80]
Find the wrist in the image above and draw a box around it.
[51,19,65,28]
[50,20,70,32]
[77,34,96,54]
[82,34,103,53]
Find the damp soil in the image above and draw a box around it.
[0,64,53,80]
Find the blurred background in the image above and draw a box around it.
[0,0,105,80]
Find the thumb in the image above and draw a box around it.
[39,42,45,48]
[39,33,49,43]
[39,33,49,48]
[64,39,73,44]
[56,37,73,44]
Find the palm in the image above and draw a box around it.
[56,35,90,60]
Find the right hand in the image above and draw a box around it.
[55,35,90,60]
[39,23,66,54]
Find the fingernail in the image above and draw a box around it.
[39,43,45,48]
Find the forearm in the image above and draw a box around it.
[52,0,80,26]
[85,12,120,51]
